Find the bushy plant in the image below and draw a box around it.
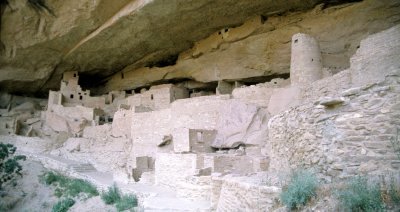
[66,178,99,197]
[115,194,138,212]
[40,171,68,186]
[389,177,400,204]
[40,171,98,198]
[0,143,26,190]
[52,198,75,212]
[101,184,121,205]
[336,176,384,212]
[280,169,318,209]
[101,184,138,211]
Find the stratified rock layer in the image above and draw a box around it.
[0,0,326,94]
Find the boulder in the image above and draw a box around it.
[212,100,269,148]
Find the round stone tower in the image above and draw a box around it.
[290,33,322,86]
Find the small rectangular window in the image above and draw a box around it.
[197,132,203,142]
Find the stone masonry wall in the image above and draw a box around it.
[268,74,400,180]
[268,24,400,181]
[155,153,198,188]
[130,109,172,163]
[172,95,230,152]
[112,108,132,138]
[351,24,400,86]
[231,78,289,108]
[215,176,281,212]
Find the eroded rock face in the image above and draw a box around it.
[212,100,269,148]
[0,0,328,94]
[99,0,400,94]
[4,0,398,95]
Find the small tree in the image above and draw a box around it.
[0,143,26,190]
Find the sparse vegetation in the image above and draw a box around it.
[101,184,121,205]
[41,171,68,186]
[52,198,75,212]
[0,143,26,190]
[116,194,138,212]
[40,171,99,198]
[336,176,384,212]
[389,176,400,205]
[280,169,318,209]
[101,184,138,211]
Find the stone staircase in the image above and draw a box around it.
[68,163,96,173]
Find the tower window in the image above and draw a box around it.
[151,94,154,100]
[70,94,74,99]
[79,96,83,100]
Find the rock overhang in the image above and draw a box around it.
[0,0,338,95]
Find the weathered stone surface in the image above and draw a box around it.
[0,0,328,94]
[212,100,269,148]
[267,25,400,179]
[101,0,400,93]
[111,108,131,138]
[1,0,400,94]
[268,73,400,178]
[158,134,172,147]
[214,175,281,211]
[317,97,345,107]
[351,24,400,86]
[155,153,198,189]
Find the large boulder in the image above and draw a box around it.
[212,100,269,148]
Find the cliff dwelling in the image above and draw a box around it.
[0,0,400,211]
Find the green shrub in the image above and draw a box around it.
[0,143,26,190]
[40,171,68,186]
[101,184,121,205]
[280,169,318,209]
[115,194,138,211]
[336,176,384,212]
[40,172,98,198]
[52,198,75,212]
[389,177,400,204]
[65,178,99,197]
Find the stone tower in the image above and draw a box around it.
[290,33,322,86]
